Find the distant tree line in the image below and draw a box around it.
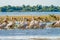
[0,5,60,12]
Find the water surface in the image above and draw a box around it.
[0,12,60,16]
[0,28,60,36]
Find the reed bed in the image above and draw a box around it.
[0,15,60,22]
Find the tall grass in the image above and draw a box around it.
[0,15,60,22]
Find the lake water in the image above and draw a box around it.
[0,28,60,36]
[0,12,60,16]
[0,12,60,40]
[0,28,60,40]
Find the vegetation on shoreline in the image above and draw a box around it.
[0,5,60,12]
[0,14,60,22]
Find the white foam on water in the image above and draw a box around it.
[0,36,60,39]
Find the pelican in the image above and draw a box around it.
[18,17,29,29]
[0,18,8,29]
[51,20,60,27]
[39,20,46,29]
[5,18,15,29]
[27,17,39,29]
